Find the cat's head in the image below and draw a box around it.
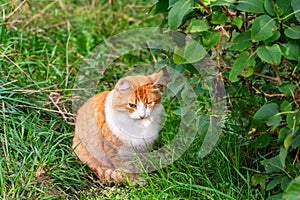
[111,71,164,120]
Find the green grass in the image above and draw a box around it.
[0,0,265,199]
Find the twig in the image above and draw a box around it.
[292,148,299,165]
[3,0,27,22]
[252,72,279,82]
[24,0,58,27]
[0,80,18,87]
[13,88,94,94]
[252,86,285,97]
[223,65,283,84]
[0,51,40,89]
[198,0,211,14]
[49,92,67,121]
[18,104,76,116]
[18,104,76,126]
[0,19,22,26]
[271,65,282,85]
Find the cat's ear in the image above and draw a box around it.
[115,79,133,92]
[151,68,170,87]
[150,69,170,93]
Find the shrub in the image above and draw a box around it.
[152,0,300,198]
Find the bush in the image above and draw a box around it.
[152,0,300,198]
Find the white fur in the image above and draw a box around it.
[129,101,152,119]
[105,90,162,149]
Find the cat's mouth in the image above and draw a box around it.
[131,115,149,120]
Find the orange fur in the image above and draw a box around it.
[73,72,164,184]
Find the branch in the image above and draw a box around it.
[3,0,27,22]
[271,65,283,85]
[24,0,58,27]
[252,72,278,82]
[198,0,212,14]
[252,86,285,97]
[223,65,283,84]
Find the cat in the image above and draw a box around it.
[72,71,164,184]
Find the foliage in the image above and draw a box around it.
[0,0,265,199]
[152,0,300,198]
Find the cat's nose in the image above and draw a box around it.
[139,114,145,119]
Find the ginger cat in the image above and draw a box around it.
[72,71,164,184]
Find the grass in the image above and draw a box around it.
[0,0,265,199]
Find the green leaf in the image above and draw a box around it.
[229,51,255,82]
[198,115,209,134]
[173,46,185,64]
[278,83,296,97]
[236,0,265,14]
[280,100,293,112]
[284,133,293,149]
[291,0,300,22]
[232,17,243,29]
[261,156,282,173]
[264,0,276,16]
[242,66,254,78]
[279,147,287,168]
[167,69,185,96]
[284,25,300,39]
[292,134,300,148]
[251,133,270,148]
[257,44,282,65]
[169,0,177,8]
[152,0,159,4]
[266,193,283,200]
[267,175,284,191]
[273,3,284,16]
[173,39,207,64]
[211,11,228,24]
[267,114,282,131]
[154,0,169,13]
[198,116,222,158]
[280,42,300,61]
[181,85,195,104]
[202,31,221,48]
[231,31,252,51]
[283,177,300,200]
[276,0,293,15]
[168,0,192,30]
[253,103,279,124]
[251,174,267,189]
[279,127,289,144]
[251,15,277,42]
[265,31,281,43]
[183,39,206,63]
[287,113,295,129]
[281,176,292,191]
[187,19,209,33]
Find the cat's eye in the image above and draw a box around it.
[147,102,154,106]
[128,103,137,108]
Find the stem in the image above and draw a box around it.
[271,65,282,85]
[281,10,300,21]
[198,0,212,14]
[252,86,285,97]
[252,72,278,82]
